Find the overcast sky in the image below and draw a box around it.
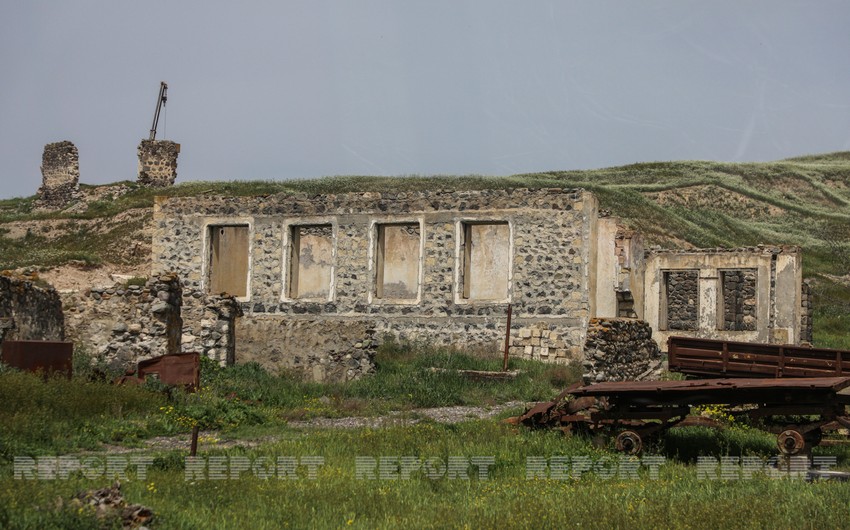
[2,1,850,199]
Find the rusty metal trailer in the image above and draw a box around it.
[515,376,850,455]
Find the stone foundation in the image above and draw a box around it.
[236,317,376,381]
[582,318,661,382]
[137,140,179,187]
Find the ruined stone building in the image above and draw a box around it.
[35,141,81,208]
[137,140,180,187]
[149,188,811,379]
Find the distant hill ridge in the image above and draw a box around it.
[1,152,848,279]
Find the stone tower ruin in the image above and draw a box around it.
[36,141,80,208]
[137,139,180,187]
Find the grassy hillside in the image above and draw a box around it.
[1,152,848,345]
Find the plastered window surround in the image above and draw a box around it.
[368,219,424,305]
[282,219,337,302]
[201,218,254,302]
[454,219,513,304]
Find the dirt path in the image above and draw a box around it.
[95,401,530,454]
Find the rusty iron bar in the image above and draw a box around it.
[190,425,199,457]
[502,304,512,372]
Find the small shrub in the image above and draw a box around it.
[124,276,148,287]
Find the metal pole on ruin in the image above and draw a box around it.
[503,304,512,372]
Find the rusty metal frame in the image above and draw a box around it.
[513,376,850,455]
[668,336,850,378]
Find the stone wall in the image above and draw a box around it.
[508,321,580,363]
[153,188,598,375]
[582,318,661,382]
[800,279,813,344]
[137,140,179,187]
[36,141,80,208]
[63,274,182,371]
[237,317,376,381]
[721,269,757,331]
[180,295,242,365]
[664,270,699,330]
[0,271,64,343]
[643,246,803,348]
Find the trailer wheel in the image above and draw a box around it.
[615,430,643,455]
[777,429,806,455]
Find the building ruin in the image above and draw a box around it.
[35,141,80,208]
[146,188,811,380]
[137,140,180,187]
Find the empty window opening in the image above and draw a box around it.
[461,222,510,301]
[208,225,249,297]
[375,223,421,300]
[719,269,758,331]
[660,270,699,331]
[616,290,636,318]
[289,225,333,299]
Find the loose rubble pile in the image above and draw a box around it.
[57,481,153,529]
[582,317,662,382]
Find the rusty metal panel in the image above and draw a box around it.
[1,340,73,378]
[668,336,850,378]
[137,352,200,390]
[209,225,249,297]
[569,376,850,395]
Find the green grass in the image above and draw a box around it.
[0,343,575,463]
[2,422,849,529]
[3,343,850,529]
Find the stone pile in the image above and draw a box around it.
[60,481,153,529]
[582,317,662,382]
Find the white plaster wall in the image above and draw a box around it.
[594,218,619,318]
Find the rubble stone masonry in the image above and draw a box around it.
[582,318,661,382]
[0,272,64,343]
[153,188,598,375]
[36,141,80,208]
[63,274,182,370]
[137,140,179,187]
